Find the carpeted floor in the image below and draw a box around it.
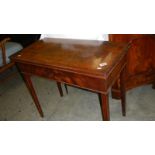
[0,71,155,121]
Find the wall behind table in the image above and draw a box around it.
[41,34,109,41]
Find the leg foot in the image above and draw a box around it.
[99,93,110,121]
[57,82,63,97]
[64,84,68,94]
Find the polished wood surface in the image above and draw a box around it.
[12,38,128,78]
[109,34,155,99]
[11,38,129,121]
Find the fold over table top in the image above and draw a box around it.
[11,38,129,78]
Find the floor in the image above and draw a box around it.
[0,71,155,121]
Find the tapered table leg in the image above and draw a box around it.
[56,82,63,97]
[120,67,126,116]
[64,84,68,94]
[100,93,110,121]
[22,74,44,117]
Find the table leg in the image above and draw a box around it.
[120,67,126,116]
[56,82,63,97]
[100,93,110,121]
[22,74,44,117]
[64,84,68,94]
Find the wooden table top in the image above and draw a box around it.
[11,38,129,78]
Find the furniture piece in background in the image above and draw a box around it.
[0,34,41,82]
[109,34,155,99]
[11,38,129,121]
[0,37,23,80]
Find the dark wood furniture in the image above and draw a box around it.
[11,38,129,121]
[109,34,155,99]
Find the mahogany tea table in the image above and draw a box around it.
[10,38,129,121]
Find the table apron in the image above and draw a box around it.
[16,63,109,94]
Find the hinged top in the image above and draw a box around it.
[10,38,129,78]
